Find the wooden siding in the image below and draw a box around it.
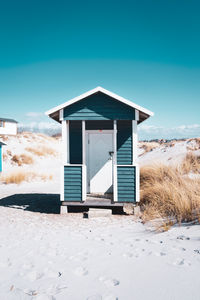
[69,121,82,164]
[64,166,82,201]
[64,92,135,120]
[117,121,132,165]
[117,166,136,202]
[0,146,2,172]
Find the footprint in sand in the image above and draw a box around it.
[94,237,103,241]
[122,252,133,258]
[154,252,167,257]
[23,288,37,296]
[46,284,67,295]
[104,279,120,287]
[177,235,190,240]
[74,266,88,276]
[135,238,140,242]
[69,254,88,262]
[99,276,120,287]
[173,258,191,266]
[45,269,62,278]
[194,249,200,254]
[26,270,44,281]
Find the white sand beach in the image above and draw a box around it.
[0,202,199,300]
[0,133,200,299]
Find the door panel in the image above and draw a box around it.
[87,133,113,194]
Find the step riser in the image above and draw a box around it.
[88,208,112,218]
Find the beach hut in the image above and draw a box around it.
[0,117,18,135]
[0,141,6,172]
[45,87,154,212]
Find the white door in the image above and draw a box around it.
[87,132,113,194]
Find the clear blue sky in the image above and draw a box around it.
[0,0,200,139]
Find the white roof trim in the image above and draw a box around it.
[45,86,154,117]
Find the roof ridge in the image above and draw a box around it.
[45,86,154,118]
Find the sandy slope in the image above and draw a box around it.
[0,132,61,173]
[139,138,200,166]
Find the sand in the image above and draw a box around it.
[0,133,200,299]
[0,198,199,300]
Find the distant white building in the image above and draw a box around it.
[0,118,18,135]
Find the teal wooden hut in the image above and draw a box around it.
[0,141,6,172]
[45,87,154,212]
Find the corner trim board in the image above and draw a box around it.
[62,120,67,164]
[136,165,140,202]
[82,164,86,201]
[82,121,86,165]
[60,166,64,201]
[113,164,118,202]
[132,120,138,164]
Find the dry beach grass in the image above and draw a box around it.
[11,154,34,166]
[25,146,57,157]
[0,171,53,184]
[181,152,200,174]
[140,160,200,225]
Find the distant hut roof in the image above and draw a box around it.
[0,117,18,123]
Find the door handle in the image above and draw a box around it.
[109,151,114,160]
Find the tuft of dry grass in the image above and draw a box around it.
[140,164,200,224]
[7,150,12,156]
[0,171,53,184]
[25,146,57,157]
[3,153,8,161]
[180,152,200,174]
[11,154,34,166]
[1,171,27,184]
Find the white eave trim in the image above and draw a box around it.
[45,86,154,117]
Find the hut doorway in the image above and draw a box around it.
[86,131,113,195]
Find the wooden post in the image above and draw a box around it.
[61,120,69,164]
[132,109,139,164]
[132,120,138,164]
[132,110,140,202]
[82,121,86,165]
[62,120,67,164]
[82,121,86,201]
[113,120,118,202]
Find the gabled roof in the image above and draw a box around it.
[45,86,154,123]
[0,117,18,123]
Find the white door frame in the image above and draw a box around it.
[86,130,114,194]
